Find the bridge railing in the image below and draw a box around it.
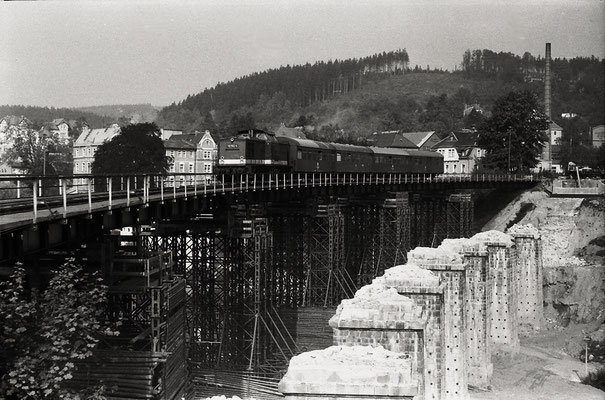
[0,172,535,224]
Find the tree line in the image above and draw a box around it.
[0,105,113,130]
[156,49,410,132]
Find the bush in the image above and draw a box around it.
[581,366,605,392]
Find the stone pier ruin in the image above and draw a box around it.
[279,227,544,400]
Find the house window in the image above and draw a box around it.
[169,164,175,173]
[297,150,302,160]
[462,164,466,173]
[204,163,212,173]
[76,163,80,172]
[203,151,211,159]
[445,164,449,172]
[75,149,79,157]
[336,153,341,162]
[453,164,457,172]
[179,162,185,172]
[189,163,194,173]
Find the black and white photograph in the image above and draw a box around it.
[0,1,604,399]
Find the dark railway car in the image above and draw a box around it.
[276,137,335,173]
[330,142,373,173]
[217,129,289,173]
[371,147,443,174]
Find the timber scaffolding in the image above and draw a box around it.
[68,234,187,400]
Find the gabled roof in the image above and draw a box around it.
[549,121,562,130]
[74,124,121,146]
[52,118,68,126]
[370,131,417,149]
[1,115,32,127]
[399,131,437,148]
[432,131,480,150]
[164,132,205,150]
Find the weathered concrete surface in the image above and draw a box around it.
[278,345,419,399]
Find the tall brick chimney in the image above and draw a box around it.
[545,43,551,120]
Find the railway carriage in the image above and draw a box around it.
[371,147,443,174]
[216,129,444,176]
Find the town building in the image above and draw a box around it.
[432,130,485,174]
[160,128,183,141]
[0,116,33,174]
[591,125,605,148]
[369,130,421,149]
[163,130,216,186]
[72,124,121,189]
[463,104,484,117]
[48,118,71,143]
[538,121,564,173]
[369,130,442,151]
[0,115,32,158]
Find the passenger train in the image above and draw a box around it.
[216,129,443,175]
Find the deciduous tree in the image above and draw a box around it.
[91,123,170,175]
[477,90,549,173]
[0,260,119,399]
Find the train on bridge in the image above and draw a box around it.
[217,129,443,175]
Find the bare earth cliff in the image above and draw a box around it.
[478,190,605,400]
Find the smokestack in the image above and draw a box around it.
[545,43,551,120]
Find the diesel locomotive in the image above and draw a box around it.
[216,129,443,175]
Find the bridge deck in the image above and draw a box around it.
[0,172,536,233]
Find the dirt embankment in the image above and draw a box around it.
[473,191,605,400]
[483,192,605,326]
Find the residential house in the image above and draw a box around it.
[72,124,121,190]
[463,104,484,117]
[160,128,183,141]
[0,115,33,174]
[164,130,216,186]
[369,130,442,151]
[538,121,564,173]
[0,115,32,158]
[591,125,604,148]
[432,130,485,174]
[368,131,418,149]
[49,118,71,143]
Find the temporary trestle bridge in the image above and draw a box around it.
[0,172,536,399]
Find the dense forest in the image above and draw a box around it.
[155,48,604,143]
[156,49,411,133]
[76,104,158,124]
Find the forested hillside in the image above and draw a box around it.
[156,48,604,143]
[76,104,159,124]
[0,105,111,129]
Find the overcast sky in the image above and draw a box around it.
[1,0,603,108]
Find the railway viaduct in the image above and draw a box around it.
[0,172,537,400]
